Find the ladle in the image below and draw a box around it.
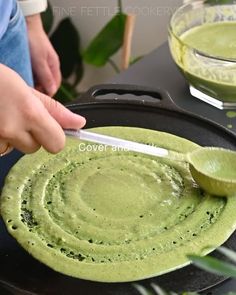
[65,129,236,197]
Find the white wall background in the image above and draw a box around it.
[49,0,183,90]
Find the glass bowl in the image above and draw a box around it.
[168,0,236,110]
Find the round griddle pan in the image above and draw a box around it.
[0,84,236,295]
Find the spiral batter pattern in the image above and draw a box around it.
[1,127,236,282]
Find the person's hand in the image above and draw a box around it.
[26,14,61,96]
[0,64,86,155]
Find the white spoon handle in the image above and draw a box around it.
[65,129,169,158]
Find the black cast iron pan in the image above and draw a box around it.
[0,84,236,295]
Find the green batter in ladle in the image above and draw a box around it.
[188,147,236,196]
[65,130,236,197]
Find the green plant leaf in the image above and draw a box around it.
[50,18,84,82]
[181,292,200,295]
[54,81,79,104]
[108,59,120,73]
[188,254,236,278]
[217,247,236,264]
[130,55,144,65]
[150,283,177,295]
[118,0,123,14]
[41,1,53,34]
[83,13,127,67]
[73,63,84,87]
[205,0,232,4]
[132,283,155,295]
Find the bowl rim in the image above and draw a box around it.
[168,0,236,63]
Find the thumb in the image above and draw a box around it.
[32,89,86,129]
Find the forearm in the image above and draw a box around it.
[19,0,61,96]
[25,13,43,28]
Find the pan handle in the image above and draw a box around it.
[67,84,180,111]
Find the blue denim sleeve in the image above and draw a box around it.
[0,0,14,40]
[0,0,34,182]
[0,0,33,86]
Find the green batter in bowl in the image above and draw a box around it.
[169,0,236,109]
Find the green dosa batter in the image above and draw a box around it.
[1,127,236,282]
[182,22,236,59]
[175,22,236,101]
